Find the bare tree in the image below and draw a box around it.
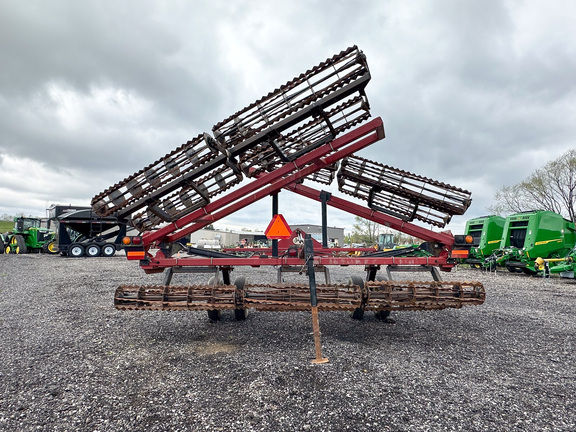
[489,149,576,222]
[349,217,380,245]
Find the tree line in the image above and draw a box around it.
[489,149,575,222]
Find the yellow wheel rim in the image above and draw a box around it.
[9,237,20,254]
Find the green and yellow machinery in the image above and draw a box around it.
[3,217,58,254]
[486,210,576,274]
[452,215,505,267]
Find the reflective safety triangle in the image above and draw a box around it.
[265,214,293,239]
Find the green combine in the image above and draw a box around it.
[486,210,576,274]
[1,217,58,254]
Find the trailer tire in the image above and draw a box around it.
[102,244,116,257]
[69,243,85,258]
[348,275,365,320]
[86,244,101,257]
[521,267,538,276]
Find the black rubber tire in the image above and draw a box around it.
[85,244,101,257]
[233,276,249,321]
[207,276,223,321]
[101,244,116,257]
[375,310,391,321]
[69,243,85,258]
[521,267,538,276]
[207,309,221,322]
[0,241,4,254]
[44,241,59,254]
[348,275,366,320]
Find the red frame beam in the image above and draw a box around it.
[140,255,453,273]
[134,117,462,273]
[286,183,455,246]
[143,117,385,245]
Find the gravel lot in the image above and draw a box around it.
[0,253,575,431]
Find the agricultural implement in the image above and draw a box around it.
[93,46,485,361]
[483,210,576,274]
[451,215,505,267]
[534,248,576,278]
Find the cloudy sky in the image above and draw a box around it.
[1,0,575,236]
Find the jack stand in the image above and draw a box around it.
[311,306,329,364]
[305,234,329,364]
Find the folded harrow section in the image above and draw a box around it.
[91,46,371,230]
[337,155,472,227]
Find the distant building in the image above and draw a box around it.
[189,229,267,248]
[189,229,239,248]
[291,224,344,247]
[235,231,268,247]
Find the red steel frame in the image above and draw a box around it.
[133,117,458,273]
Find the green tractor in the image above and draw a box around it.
[3,217,58,254]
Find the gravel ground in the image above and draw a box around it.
[0,253,575,431]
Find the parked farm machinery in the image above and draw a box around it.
[1,217,57,254]
[451,215,505,267]
[47,205,127,257]
[455,210,576,276]
[92,46,484,361]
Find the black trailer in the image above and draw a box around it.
[47,205,127,257]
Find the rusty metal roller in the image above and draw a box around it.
[212,46,370,150]
[92,46,372,229]
[239,94,370,177]
[91,133,223,219]
[337,155,472,228]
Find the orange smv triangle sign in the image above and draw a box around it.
[265,214,293,239]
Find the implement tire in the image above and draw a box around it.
[102,244,116,257]
[348,275,366,320]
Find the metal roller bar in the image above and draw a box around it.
[337,155,472,228]
[130,165,244,231]
[114,284,238,311]
[92,134,221,218]
[364,280,485,311]
[212,46,369,149]
[237,94,370,176]
[113,280,484,312]
[285,182,455,246]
